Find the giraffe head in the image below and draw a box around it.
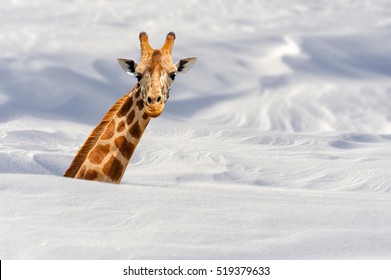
[118,32,197,118]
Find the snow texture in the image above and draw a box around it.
[1,0,391,259]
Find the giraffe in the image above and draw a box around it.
[64,32,197,183]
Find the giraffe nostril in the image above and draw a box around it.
[147,97,152,104]
[157,96,161,103]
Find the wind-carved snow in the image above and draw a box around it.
[1,0,391,259]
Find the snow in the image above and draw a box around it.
[1,0,391,259]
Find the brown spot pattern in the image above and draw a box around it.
[136,99,144,111]
[117,97,133,117]
[142,112,149,120]
[100,121,115,140]
[114,136,135,159]
[135,90,140,99]
[129,121,142,139]
[103,156,124,182]
[126,110,136,125]
[89,144,110,165]
[117,121,126,132]
[84,169,98,180]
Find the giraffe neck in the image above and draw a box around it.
[64,84,151,183]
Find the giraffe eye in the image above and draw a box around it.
[135,74,143,82]
[169,73,176,81]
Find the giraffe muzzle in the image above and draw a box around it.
[145,95,164,118]
[145,103,164,118]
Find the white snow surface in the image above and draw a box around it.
[1,0,391,259]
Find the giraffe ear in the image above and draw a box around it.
[175,57,197,74]
[118,58,138,75]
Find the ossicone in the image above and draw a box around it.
[139,31,153,58]
[161,32,176,55]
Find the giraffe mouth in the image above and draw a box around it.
[145,103,164,118]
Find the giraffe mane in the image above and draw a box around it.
[64,85,138,178]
